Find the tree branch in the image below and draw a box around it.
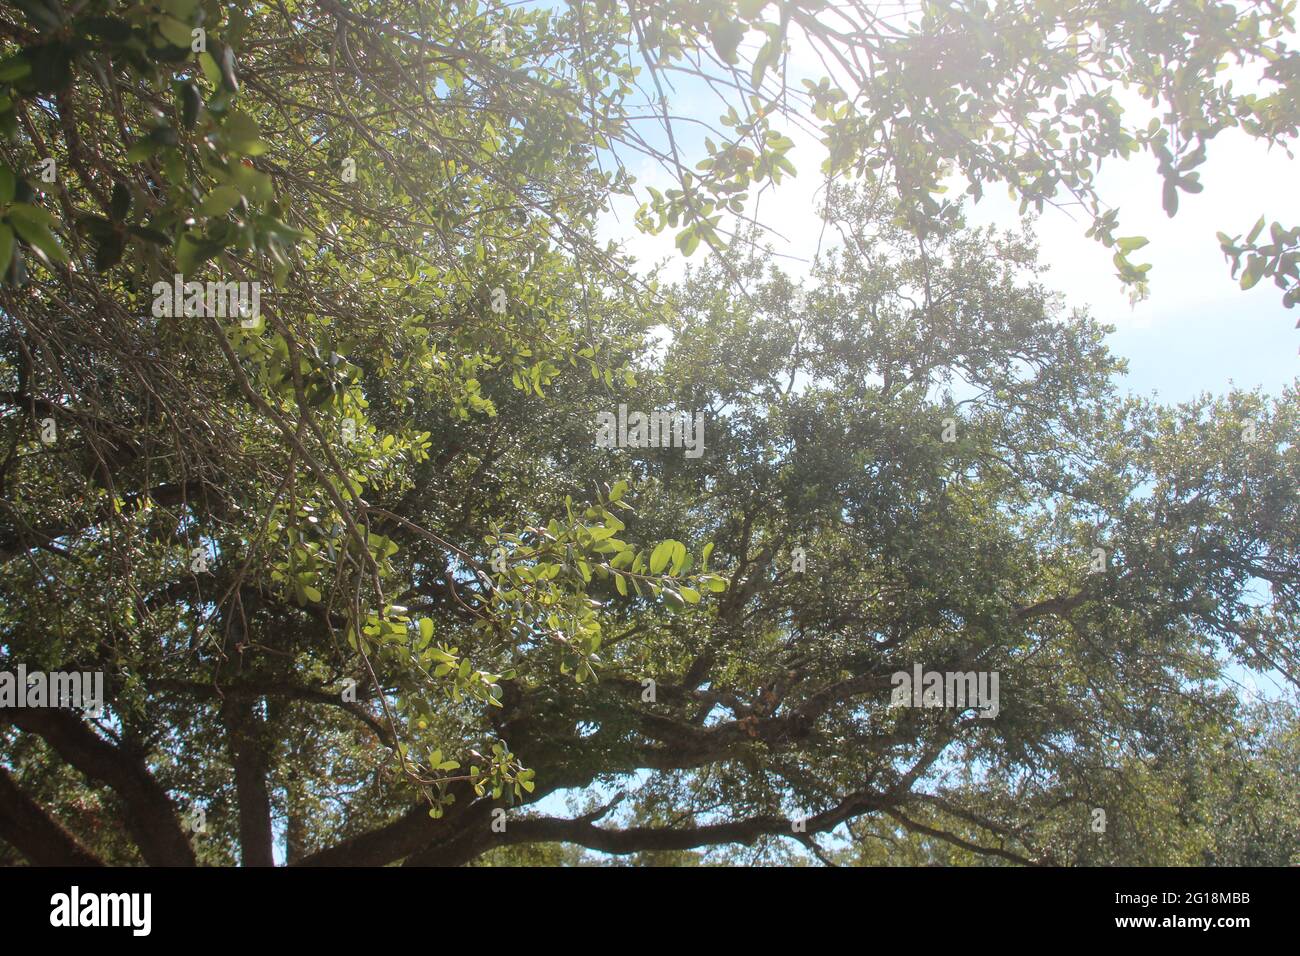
[0,765,104,866]
[221,695,275,867]
[1,707,195,865]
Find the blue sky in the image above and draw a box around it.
[594,13,1299,404]
[550,6,1300,849]
[961,123,1300,403]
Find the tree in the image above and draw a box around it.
[0,0,1296,866]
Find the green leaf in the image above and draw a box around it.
[649,540,673,574]
[748,46,764,87]
[199,51,222,87]
[1241,256,1265,290]
[175,233,221,274]
[8,202,54,228]
[710,20,745,65]
[223,111,258,141]
[125,140,159,163]
[223,111,266,155]
[676,226,700,257]
[160,0,202,20]
[219,42,240,92]
[670,540,687,575]
[110,182,132,220]
[181,81,203,130]
[229,163,273,202]
[0,54,31,83]
[80,16,132,42]
[0,224,13,275]
[8,204,67,265]
[200,185,243,217]
[129,224,171,245]
[158,15,194,48]
[1161,178,1179,217]
[27,42,72,93]
[93,231,125,271]
[12,0,62,33]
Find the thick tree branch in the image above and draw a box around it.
[0,764,105,866]
[221,696,275,867]
[1,707,195,865]
[883,807,1036,866]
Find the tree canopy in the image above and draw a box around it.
[0,0,1297,867]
